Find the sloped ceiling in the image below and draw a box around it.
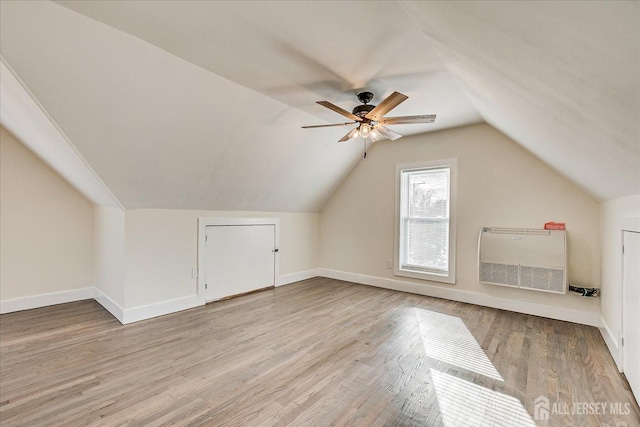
[0,1,637,212]
[404,1,640,201]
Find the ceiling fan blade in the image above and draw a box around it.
[302,121,358,129]
[338,128,359,143]
[379,114,436,125]
[376,126,403,141]
[365,91,408,122]
[317,101,361,121]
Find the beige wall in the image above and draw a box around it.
[125,209,319,308]
[0,119,607,324]
[600,194,640,362]
[319,124,600,313]
[0,126,94,300]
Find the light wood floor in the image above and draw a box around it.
[1,278,638,426]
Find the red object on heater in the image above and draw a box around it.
[544,222,565,230]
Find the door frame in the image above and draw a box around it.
[620,217,640,374]
[197,217,280,305]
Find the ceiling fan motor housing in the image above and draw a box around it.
[357,91,374,104]
[353,92,376,118]
[352,104,375,118]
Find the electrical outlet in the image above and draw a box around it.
[386,260,392,269]
[191,267,198,278]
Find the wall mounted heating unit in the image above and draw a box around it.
[478,228,567,294]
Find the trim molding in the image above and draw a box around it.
[277,269,319,287]
[0,287,95,314]
[123,294,198,324]
[93,288,125,324]
[1,270,601,329]
[318,268,601,327]
[599,316,622,372]
[1,287,198,325]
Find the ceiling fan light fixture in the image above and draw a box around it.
[359,123,371,138]
[369,128,381,142]
[347,128,360,139]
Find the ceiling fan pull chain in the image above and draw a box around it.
[363,138,367,159]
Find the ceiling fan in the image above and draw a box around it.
[302,91,436,143]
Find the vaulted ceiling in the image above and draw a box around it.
[1,1,638,211]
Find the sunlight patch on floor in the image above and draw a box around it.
[431,369,535,427]
[415,308,503,381]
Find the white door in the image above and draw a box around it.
[205,225,275,302]
[623,231,640,400]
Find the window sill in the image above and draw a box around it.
[394,267,456,285]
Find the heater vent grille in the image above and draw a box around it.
[478,228,566,294]
[480,262,519,287]
[520,267,565,293]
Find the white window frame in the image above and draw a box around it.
[394,159,457,284]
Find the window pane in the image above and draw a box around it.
[408,169,449,218]
[396,160,455,283]
[406,219,449,270]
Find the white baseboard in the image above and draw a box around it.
[1,270,602,332]
[599,316,622,371]
[318,268,601,327]
[0,287,95,314]
[1,287,198,325]
[123,294,198,324]
[277,269,319,287]
[94,288,125,324]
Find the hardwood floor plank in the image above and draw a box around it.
[1,278,638,426]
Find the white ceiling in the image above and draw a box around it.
[0,1,637,211]
[404,1,640,201]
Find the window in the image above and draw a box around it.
[395,159,456,284]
